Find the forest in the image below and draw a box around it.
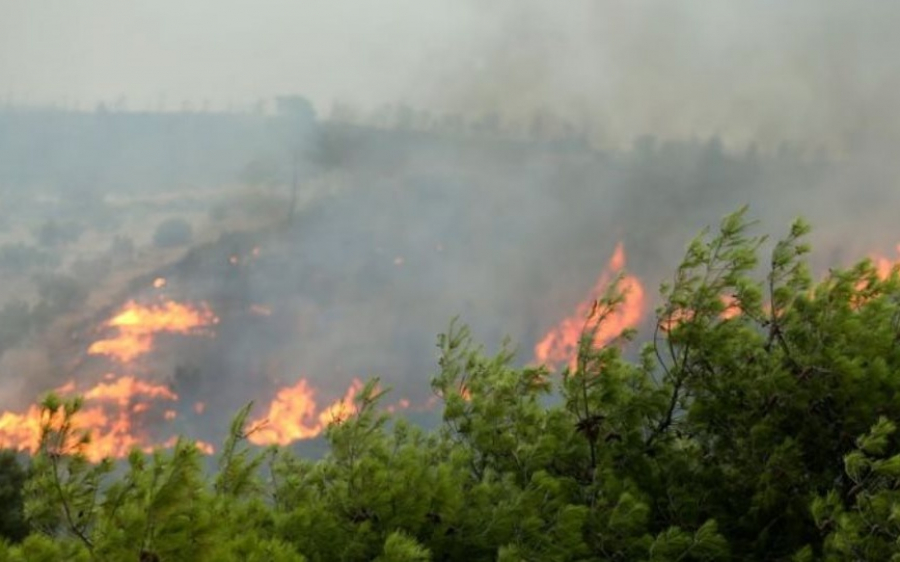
[1,208,899,561]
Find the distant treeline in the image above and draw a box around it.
[0,103,829,199]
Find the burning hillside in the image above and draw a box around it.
[0,217,899,462]
[0,121,898,463]
[87,299,219,363]
[0,291,375,458]
[534,243,646,371]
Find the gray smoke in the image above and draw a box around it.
[0,1,898,448]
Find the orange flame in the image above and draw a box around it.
[0,406,44,458]
[87,300,218,362]
[535,243,646,370]
[0,375,201,462]
[873,244,900,279]
[720,295,742,320]
[248,379,364,446]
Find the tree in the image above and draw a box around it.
[0,450,28,542]
[8,208,900,560]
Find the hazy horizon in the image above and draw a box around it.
[3,1,899,150]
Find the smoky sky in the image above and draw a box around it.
[1,1,900,448]
[3,1,900,150]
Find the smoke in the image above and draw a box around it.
[406,1,900,153]
[4,2,899,149]
[0,1,899,450]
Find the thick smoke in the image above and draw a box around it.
[0,2,898,448]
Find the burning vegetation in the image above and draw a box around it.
[534,243,645,371]
[1,225,898,464]
[7,209,900,559]
[87,299,218,363]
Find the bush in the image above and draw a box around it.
[152,217,193,248]
[11,209,900,560]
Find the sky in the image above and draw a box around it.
[2,1,899,149]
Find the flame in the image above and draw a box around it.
[153,277,166,288]
[720,295,742,319]
[0,406,44,458]
[0,375,200,462]
[248,379,364,446]
[87,300,218,362]
[535,243,646,370]
[54,380,76,395]
[83,376,178,405]
[872,244,900,279]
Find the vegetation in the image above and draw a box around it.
[3,208,900,560]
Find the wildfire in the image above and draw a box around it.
[248,379,364,446]
[720,295,742,320]
[0,375,203,462]
[88,300,218,362]
[535,243,646,370]
[873,244,900,279]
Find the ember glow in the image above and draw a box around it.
[248,378,364,446]
[535,243,646,370]
[88,299,218,362]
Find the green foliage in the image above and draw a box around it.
[810,418,900,560]
[0,451,28,543]
[375,531,431,562]
[8,208,900,560]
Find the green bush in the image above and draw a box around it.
[8,208,900,560]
